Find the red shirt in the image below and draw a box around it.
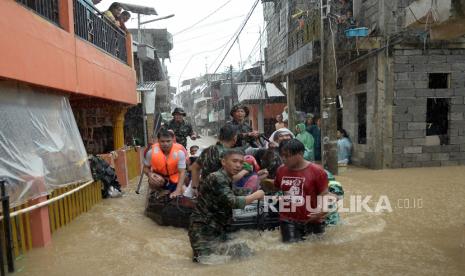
[274,163,328,222]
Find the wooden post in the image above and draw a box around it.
[113,107,127,150]
[286,75,296,130]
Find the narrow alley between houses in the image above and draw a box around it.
[2,0,465,275]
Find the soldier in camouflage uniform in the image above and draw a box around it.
[188,149,265,263]
[226,104,259,148]
[189,125,238,194]
[166,107,196,149]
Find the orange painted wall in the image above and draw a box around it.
[248,103,286,130]
[0,1,137,105]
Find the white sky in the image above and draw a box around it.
[97,0,265,91]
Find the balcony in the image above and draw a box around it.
[16,0,60,25]
[405,0,465,40]
[288,8,320,56]
[73,0,127,63]
[1,0,137,105]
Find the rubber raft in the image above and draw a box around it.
[144,174,343,231]
[144,191,280,231]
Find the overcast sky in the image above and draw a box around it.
[97,0,264,91]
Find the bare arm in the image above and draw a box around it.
[232,169,249,183]
[144,165,164,189]
[170,168,186,198]
[143,165,151,176]
[244,190,265,205]
[190,161,201,188]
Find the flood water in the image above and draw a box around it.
[16,164,465,275]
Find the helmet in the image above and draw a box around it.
[171,107,187,116]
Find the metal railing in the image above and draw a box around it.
[73,0,128,63]
[16,0,60,25]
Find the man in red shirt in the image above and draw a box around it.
[274,139,329,243]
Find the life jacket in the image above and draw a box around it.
[151,143,184,184]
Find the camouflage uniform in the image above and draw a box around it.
[196,142,226,180]
[225,120,256,148]
[166,119,193,149]
[188,169,251,262]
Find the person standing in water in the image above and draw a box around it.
[188,149,265,263]
[274,139,329,243]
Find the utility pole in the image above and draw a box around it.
[138,14,148,147]
[320,0,338,174]
[230,65,237,104]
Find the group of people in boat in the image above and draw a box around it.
[143,104,343,263]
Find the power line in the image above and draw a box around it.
[212,0,260,74]
[176,40,232,92]
[173,0,233,36]
[208,11,252,72]
[175,25,253,45]
[174,14,246,38]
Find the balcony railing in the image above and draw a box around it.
[73,0,128,63]
[16,0,59,25]
[288,8,320,55]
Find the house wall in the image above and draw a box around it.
[391,48,465,167]
[263,0,288,80]
[0,0,137,105]
[248,103,287,136]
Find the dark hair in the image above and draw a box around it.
[279,139,305,156]
[190,145,199,150]
[157,128,174,139]
[312,114,321,122]
[338,129,349,138]
[222,148,245,159]
[219,125,237,142]
[109,2,122,10]
[121,11,131,17]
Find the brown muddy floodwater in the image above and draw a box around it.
[17,166,465,276]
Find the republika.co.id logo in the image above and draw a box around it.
[262,194,423,213]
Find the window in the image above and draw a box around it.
[337,77,343,90]
[357,93,367,144]
[428,73,450,89]
[358,70,367,84]
[426,98,449,145]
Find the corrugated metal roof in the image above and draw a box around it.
[194,97,212,104]
[118,3,157,15]
[136,82,157,91]
[237,82,285,102]
[265,83,285,97]
[237,83,264,102]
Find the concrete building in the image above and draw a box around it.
[0,0,142,251]
[263,0,465,169]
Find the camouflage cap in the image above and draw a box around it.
[172,107,187,116]
[230,104,249,117]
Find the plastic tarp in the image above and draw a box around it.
[0,82,93,207]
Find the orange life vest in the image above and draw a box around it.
[150,143,184,184]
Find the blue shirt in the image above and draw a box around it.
[337,137,352,163]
